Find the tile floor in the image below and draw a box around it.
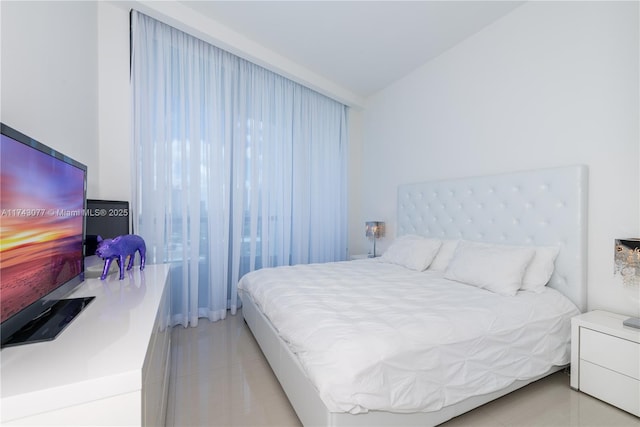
[166,311,640,427]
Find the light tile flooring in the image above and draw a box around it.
[166,311,640,427]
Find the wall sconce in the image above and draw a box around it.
[615,238,640,286]
[614,238,640,329]
[365,221,385,258]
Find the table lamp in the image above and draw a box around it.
[365,221,385,258]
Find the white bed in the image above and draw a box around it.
[239,165,588,426]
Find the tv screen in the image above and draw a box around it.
[0,123,91,347]
[85,199,130,257]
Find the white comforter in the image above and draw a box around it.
[237,258,580,414]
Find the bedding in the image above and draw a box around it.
[443,240,535,295]
[521,245,561,292]
[379,234,442,271]
[427,239,459,271]
[238,258,580,415]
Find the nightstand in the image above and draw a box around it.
[571,310,640,417]
[350,254,370,260]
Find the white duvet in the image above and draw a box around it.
[237,258,580,414]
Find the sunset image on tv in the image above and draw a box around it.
[0,134,85,323]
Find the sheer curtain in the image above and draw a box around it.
[130,11,348,327]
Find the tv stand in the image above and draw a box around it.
[0,264,171,426]
[2,296,95,348]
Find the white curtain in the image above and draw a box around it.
[130,11,348,327]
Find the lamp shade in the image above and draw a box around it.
[615,238,640,287]
[615,238,640,329]
[365,221,385,239]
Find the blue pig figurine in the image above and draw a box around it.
[95,234,146,280]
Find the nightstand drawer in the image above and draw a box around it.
[580,360,640,417]
[581,327,640,380]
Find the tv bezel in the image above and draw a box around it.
[0,123,88,347]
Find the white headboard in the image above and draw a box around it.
[397,165,588,312]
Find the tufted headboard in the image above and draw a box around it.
[397,165,588,312]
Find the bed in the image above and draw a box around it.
[238,165,588,426]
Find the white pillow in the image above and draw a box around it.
[444,240,535,296]
[521,246,560,292]
[380,235,442,271]
[428,239,460,271]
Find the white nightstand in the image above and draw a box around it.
[571,310,640,417]
[350,254,370,260]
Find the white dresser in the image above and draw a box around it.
[0,263,171,426]
[571,310,640,417]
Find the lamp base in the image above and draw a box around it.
[622,317,640,329]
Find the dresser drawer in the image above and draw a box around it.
[580,360,640,417]
[580,327,640,380]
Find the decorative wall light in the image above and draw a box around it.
[365,221,385,258]
[614,238,640,329]
[615,238,640,287]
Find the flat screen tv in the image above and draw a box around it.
[0,123,93,348]
[85,199,130,257]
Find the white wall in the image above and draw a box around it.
[97,1,131,201]
[360,1,639,317]
[1,1,99,197]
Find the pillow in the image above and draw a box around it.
[380,235,442,271]
[521,246,560,293]
[428,239,460,271]
[444,240,535,296]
